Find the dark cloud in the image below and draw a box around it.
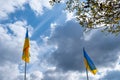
[85,32,120,67]
[47,21,120,72]
[43,70,73,80]
[43,71,61,80]
[48,21,85,71]
[101,70,120,80]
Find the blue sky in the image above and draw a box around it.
[0,0,120,80]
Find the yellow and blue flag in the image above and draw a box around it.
[83,48,97,75]
[22,28,30,63]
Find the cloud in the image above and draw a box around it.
[0,62,20,80]
[43,70,81,80]
[99,56,120,80]
[84,30,120,68]
[0,20,44,80]
[29,0,52,16]
[0,0,27,20]
[101,70,120,80]
[42,69,100,80]
[0,0,52,20]
[0,19,66,80]
[30,71,44,80]
[0,20,28,65]
[47,21,85,71]
[65,11,75,21]
[46,20,120,73]
[1,0,120,79]
[35,20,120,80]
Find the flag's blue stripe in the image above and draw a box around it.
[83,49,96,70]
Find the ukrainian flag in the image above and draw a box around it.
[22,28,30,63]
[83,48,97,75]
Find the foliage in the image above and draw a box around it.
[49,0,120,34]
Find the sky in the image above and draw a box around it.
[0,0,120,80]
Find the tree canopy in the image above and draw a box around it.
[49,0,120,34]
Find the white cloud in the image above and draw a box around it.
[7,20,27,37]
[0,23,23,64]
[29,0,43,15]
[0,20,36,71]
[0,0,27,20]
[83,29,98,41]
[0,20,44,80]
[50,23,58,36]
[29,0,52,16]
[30,71,44,80]
[0,0,52,20]
[0,62,20,80]
[65,11,75,21]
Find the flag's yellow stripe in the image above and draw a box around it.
[84,58,97,75]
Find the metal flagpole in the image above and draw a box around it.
[86,68,89,80]
[24,59,27,80]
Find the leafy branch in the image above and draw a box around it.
[49,0,120,34]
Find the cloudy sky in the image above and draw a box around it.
[0,0,120,80]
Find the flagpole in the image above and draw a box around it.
[23,28,29,80]
[24,59,27,80]
[86,68,89,80]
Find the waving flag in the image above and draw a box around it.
[83,48,97,75]
[22,28,30,63]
